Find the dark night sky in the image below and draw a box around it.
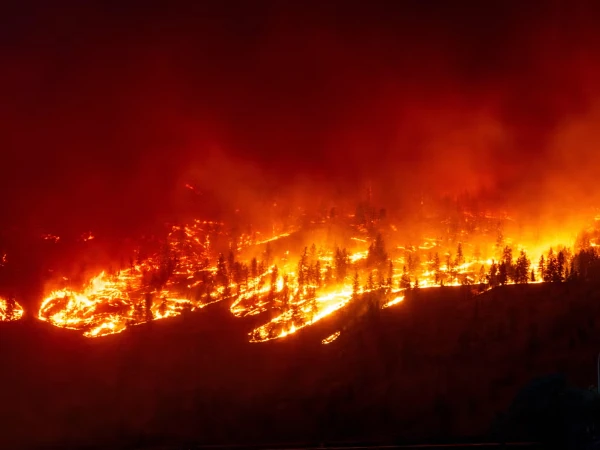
[2,1,600,234]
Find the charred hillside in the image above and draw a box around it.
[2,281,600,448]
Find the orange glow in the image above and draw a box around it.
[322,331,341,344]
[37,205,600,342]
[80,232,95,242]
[0,297,24,322]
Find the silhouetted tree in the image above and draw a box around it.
[514,250,530,284]
[298,247,308,288]
[502,246,515,282]
[309,243,317,260]
[334,247,349,282]
[309,294,318,322]
[538,255,545,281]
[204,275,214,303]
[144,293,154,322]
[460,274,472,286]
[306,262,315,287]
[488,261,499,287]
[367,271,375,291]
[158,296,167,317]
[227,251,235,280]
[270,265,278,287]
[478,265,486,284]
[324,264,333,286]
[216,253,228,286]
[281,275,290,310]
[567,259,577,281]
[495,230,505,254]
[367,233,388,268]
[387,261,393,286]
[408,251,420,274]
[545,248,560,282]
[314,260,322,287]
[575,231,592,251]
[133,301,144,323]
[352,271,360,299]
[241,263,249,290]
[232,261,244,294]
[433,252,442,285]
[498,262,508,285]
[377,269,385,288]
[400,265,411,289]
[264,242,273,267]
[250,257,258,280]
[455,243,465,266]
[557,250,566,282]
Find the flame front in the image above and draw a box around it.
[0,297,24,322]
[36,202,600,342]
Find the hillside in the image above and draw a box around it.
[2,281,600,448]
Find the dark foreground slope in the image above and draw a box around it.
[2,282,600,449]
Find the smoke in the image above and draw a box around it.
[2,1,600,235]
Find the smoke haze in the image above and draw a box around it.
[2,1,600,235]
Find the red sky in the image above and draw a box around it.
[2,1,600,234]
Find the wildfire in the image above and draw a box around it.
[0,297,24,322]
[39,270,197,337]
[249,286,354,342]
[38,220,228,337]
[35,203,597,342]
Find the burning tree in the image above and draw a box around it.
[334,247,349,283]
[367,233,387,269]
[0,296,23,322]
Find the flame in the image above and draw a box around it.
[80,232,95,242]
[36,205,600,342]
[383,295,404,308]
[322,331,341,344]
[38,268,210,337]
[0,297,24,322]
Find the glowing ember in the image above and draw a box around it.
[322,331,341,344]
[383,295,404,308]
[80,232,95,242]
[0,297,24,322]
